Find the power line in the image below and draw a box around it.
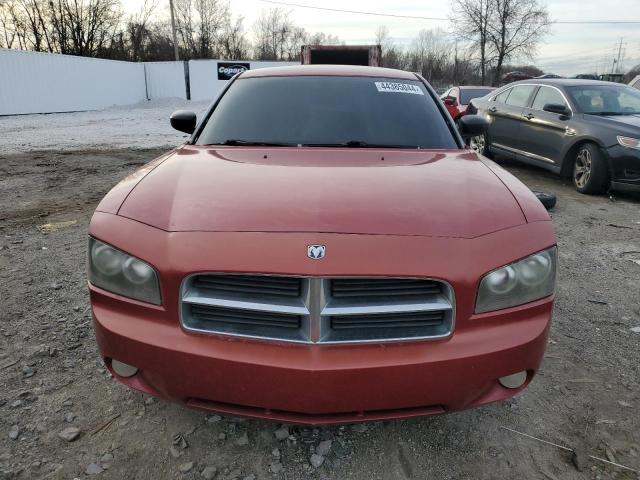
[536,46,614,62]
[259,0,448,20]
[259,0,640,24]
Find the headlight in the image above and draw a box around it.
[617,136,640,151]
[475,247,556,313]
[88,237,161,304]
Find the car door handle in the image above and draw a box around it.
[489,106,498,113]
[524,113,535,120]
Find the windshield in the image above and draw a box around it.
[567,85,640,115]
[196,76,457,149]
[460,88,494,104]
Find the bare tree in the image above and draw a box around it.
[307,31,340,46]
[9,0,51,51]
[283,24,306,60]
[218,14,248,59]
[450,41,478,85]
[252,8,293,60]
[407,29,451,82]
[253,9,343,61]
[143,20,180,60]
[0,1,20,48]
[0,4,15,48]
[374,25,404,69]
[487,0,550,85]
[450,0,493,85]
[45,0,122,56]
[126,0,156,61]
[1,0,50,50]
[173,0,229,58]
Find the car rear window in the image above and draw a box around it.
[460,88,494,104]
[196,76,458,149]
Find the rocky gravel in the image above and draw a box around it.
[0,149,639,479]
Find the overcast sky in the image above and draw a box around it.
[125,0,640,76]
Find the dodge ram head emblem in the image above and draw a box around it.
[307,245,326,260]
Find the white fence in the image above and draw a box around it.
[0,49,146,115]
[0,49,297,116]
[143,61,187,100]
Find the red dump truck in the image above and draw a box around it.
[301,45,382,67]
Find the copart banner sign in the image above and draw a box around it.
[217,62,250,80]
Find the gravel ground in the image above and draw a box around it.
[1,147,639,480]
[0,99,211,153]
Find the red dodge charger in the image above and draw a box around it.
[89,65,556,425]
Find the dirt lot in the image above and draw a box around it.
[1,148,639,480]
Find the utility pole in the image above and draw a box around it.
[169,0,180,61]
[612,37,624,74]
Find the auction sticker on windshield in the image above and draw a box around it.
[375,82,424,95]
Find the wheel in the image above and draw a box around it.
[573,143,609,194]
[532,191,557,210]
[468,132,492,158]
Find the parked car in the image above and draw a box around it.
[441,86,495,120]
[629,74,640,90]
[535,74,562,79]
[574,74,598,80]
[89,65,556,424]
[467,79,640,194]
[599,73,625,83]
[502,71,533,83]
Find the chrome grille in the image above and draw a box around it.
[180,275,454,343]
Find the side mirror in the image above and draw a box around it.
[543,103,571,116]
[458,115,488,137]
[170,110,197,134]
[443,96,457,106]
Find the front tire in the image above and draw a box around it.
[469,132,492,158]
[573,143,609,194]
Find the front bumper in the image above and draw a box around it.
[93,288,551,424]
[89,212,555,424]
[608,145,640,192]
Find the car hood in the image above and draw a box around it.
[115,146,528,238]
[586,113,640,129]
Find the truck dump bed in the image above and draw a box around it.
[300,45,382,67]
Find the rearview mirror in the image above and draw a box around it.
[542,103,570,116]
[458,115,488,137]
[443,96,457,106]
[170,110,197,134]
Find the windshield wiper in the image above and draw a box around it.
[205,139,297,147]
[304,140,420,149]
[206,139,421,148]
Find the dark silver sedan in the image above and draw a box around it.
[467,79,640,194]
